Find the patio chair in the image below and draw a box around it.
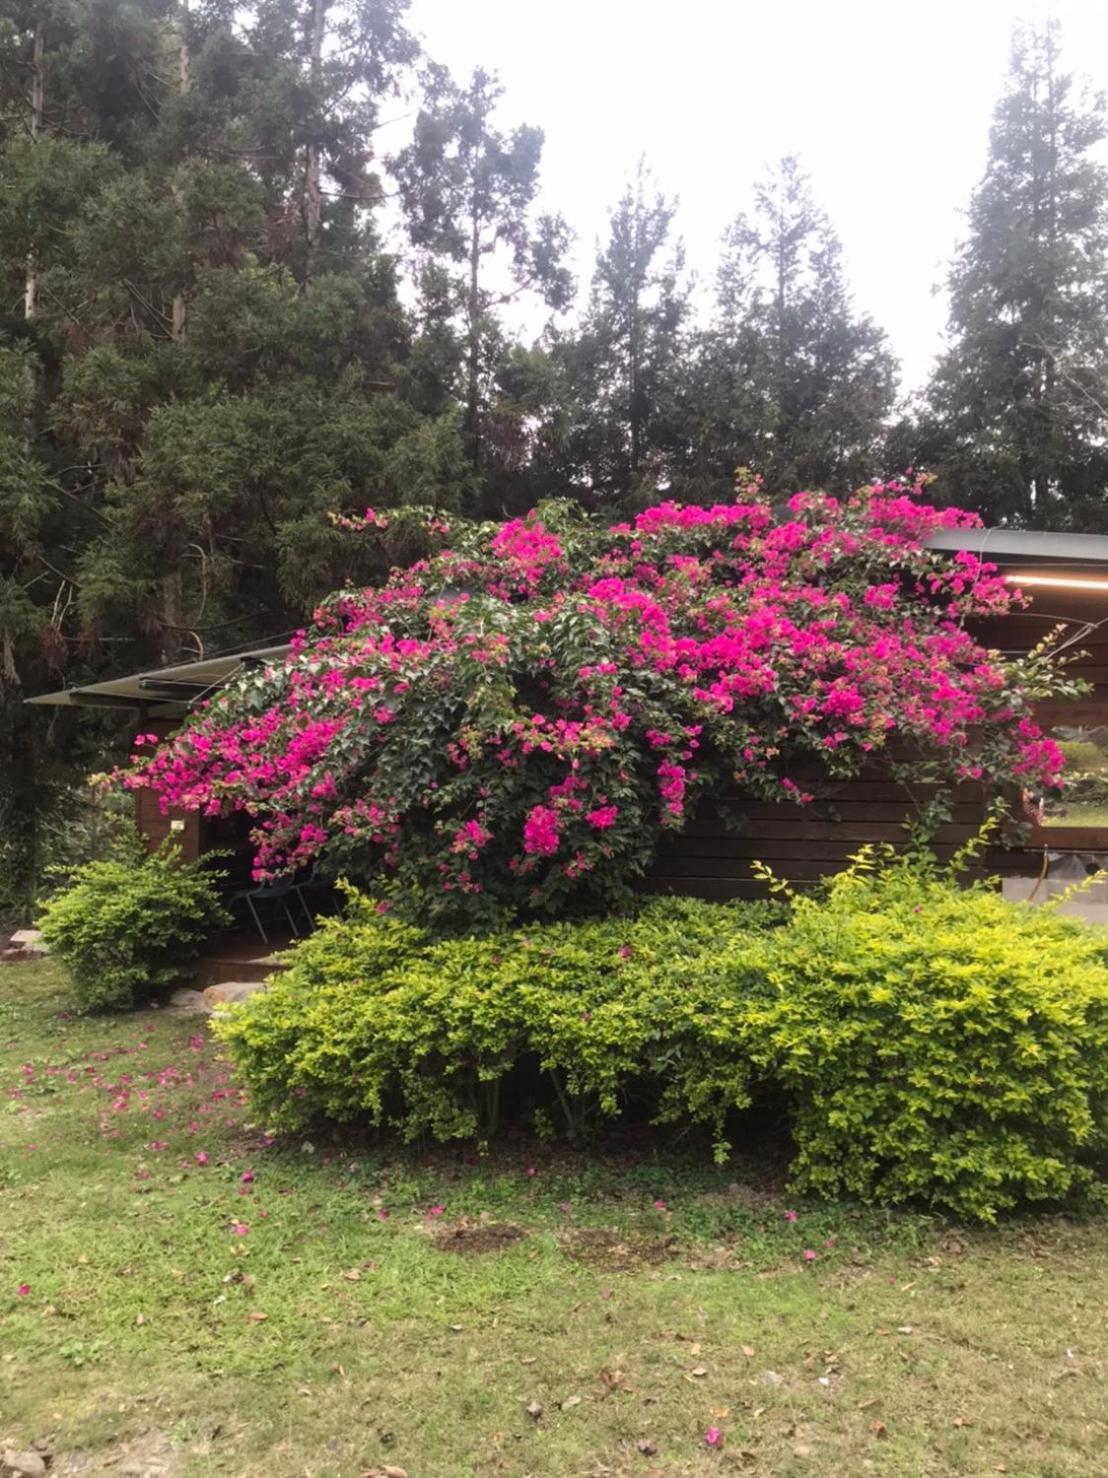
[230,877,302,947]
[292,863,333,930]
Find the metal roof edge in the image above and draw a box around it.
[925,527,1108,564]
[24,640,292,711]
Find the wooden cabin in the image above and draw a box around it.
[650,528,1108,907]
[27,529,1108,909]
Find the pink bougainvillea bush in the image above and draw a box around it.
[118,479,1077,924]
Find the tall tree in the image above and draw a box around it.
[0,0,462,919]
[925,21,1108,528]
[391,65,573,474]
[677,155,896,500]
[549,165,689,503]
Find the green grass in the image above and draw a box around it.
[2,962,1107,1476]
[1042,801,1108,828]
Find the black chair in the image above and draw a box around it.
[292,863,333,930]
[230,877,302,947]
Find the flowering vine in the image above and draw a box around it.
[118,479,1075,923]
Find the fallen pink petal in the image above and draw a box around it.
[705,1427,723,1448]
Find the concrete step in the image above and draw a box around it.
[191,933,292,987]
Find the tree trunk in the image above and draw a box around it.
[23,19,44,320]
[161,567,184,665]
[171,1,189,342]
[304,0,328,286]
[465,200,481,467]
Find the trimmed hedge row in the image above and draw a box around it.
[213,859,1108,1221]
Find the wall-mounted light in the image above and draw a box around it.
[1005,573,1108,592]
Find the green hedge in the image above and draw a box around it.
[213,862,1108,1220]
[37,842,229,1011]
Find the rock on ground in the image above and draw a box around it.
[202,980,267,1007]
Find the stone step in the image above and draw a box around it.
[167,978,271,1015]
[167,987,212,1015]
[195,954,286,986]
[203,979,270,1007]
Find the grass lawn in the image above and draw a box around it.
[1042,802,1108,828]
[2,962,1107,1477]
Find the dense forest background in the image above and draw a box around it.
[3,1,1108,918]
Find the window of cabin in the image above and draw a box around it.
[1030,715,1108,848]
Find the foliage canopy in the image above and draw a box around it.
[122,481,1076,924]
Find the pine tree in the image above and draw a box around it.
[391,65,573,477]
[677,156,896,500]
[548,165,689,503]
[925,20,1108,528]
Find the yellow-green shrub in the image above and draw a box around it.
[213,865,1108,1220]
[213,892,776,1146]
[739,856,1108,1220]
[36,842,228,1011]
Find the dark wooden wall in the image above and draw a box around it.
[646,776,988,899]
[133,719,202,862]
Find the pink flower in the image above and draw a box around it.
[585,804,618,829]
[377,1208,390,1221]
[427,1203,445,1218]
[653,1198,668,1211]
[17,1283,30,1297]
[803,1248,816,1263]
[522,804,560,856]
[526,1166,536,1178]
[783,1209,798,1222]
[705,1427,723,1448]
[240,1169,254,1184]
[231,1222,249,1236]
[195,1151,209,1166]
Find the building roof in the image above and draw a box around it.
[25,642,292,715]
[25,525,1108,714]
[926,526,1108,567]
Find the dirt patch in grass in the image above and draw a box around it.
[55,1428,182,1476]
[435,1221,527,1255]
[559,1226,679,1272]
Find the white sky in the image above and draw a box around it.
[398,0,1108,396]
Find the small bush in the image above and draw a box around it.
[37,841,229,1011]
[214,862,1108,1220]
